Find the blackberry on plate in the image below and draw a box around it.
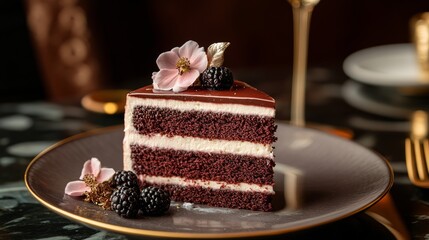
[140,187,171,216]
[112,170,139,191]
[110,186,140,218]
[201,66,233,90]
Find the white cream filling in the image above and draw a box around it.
[139,175,274,194]
[126,96,275,117]
[125,131,273,158]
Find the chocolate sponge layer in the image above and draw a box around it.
[132,106,276,144]
[141,182,273,211]
[131,145,275,185]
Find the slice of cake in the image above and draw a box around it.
[123,41,276,211]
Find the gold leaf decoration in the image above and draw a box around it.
[207,42,230,68]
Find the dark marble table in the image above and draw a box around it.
[1,69,429,239]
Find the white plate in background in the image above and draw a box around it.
[343,44,429,87]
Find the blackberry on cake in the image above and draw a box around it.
[123,41,276,211]
[201,66,233,90]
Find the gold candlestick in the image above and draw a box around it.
[410,12,429,81]
[288,0,319,127]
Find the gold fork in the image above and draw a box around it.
[405,110,429,188]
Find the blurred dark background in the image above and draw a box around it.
[1,0,429,102]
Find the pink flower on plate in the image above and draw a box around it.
[64,157,115,196]
[152,40,208,92]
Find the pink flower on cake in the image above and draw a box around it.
[64,157,115,196]
[152,40,208,92]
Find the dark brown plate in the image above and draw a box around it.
[25,123,393,238]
